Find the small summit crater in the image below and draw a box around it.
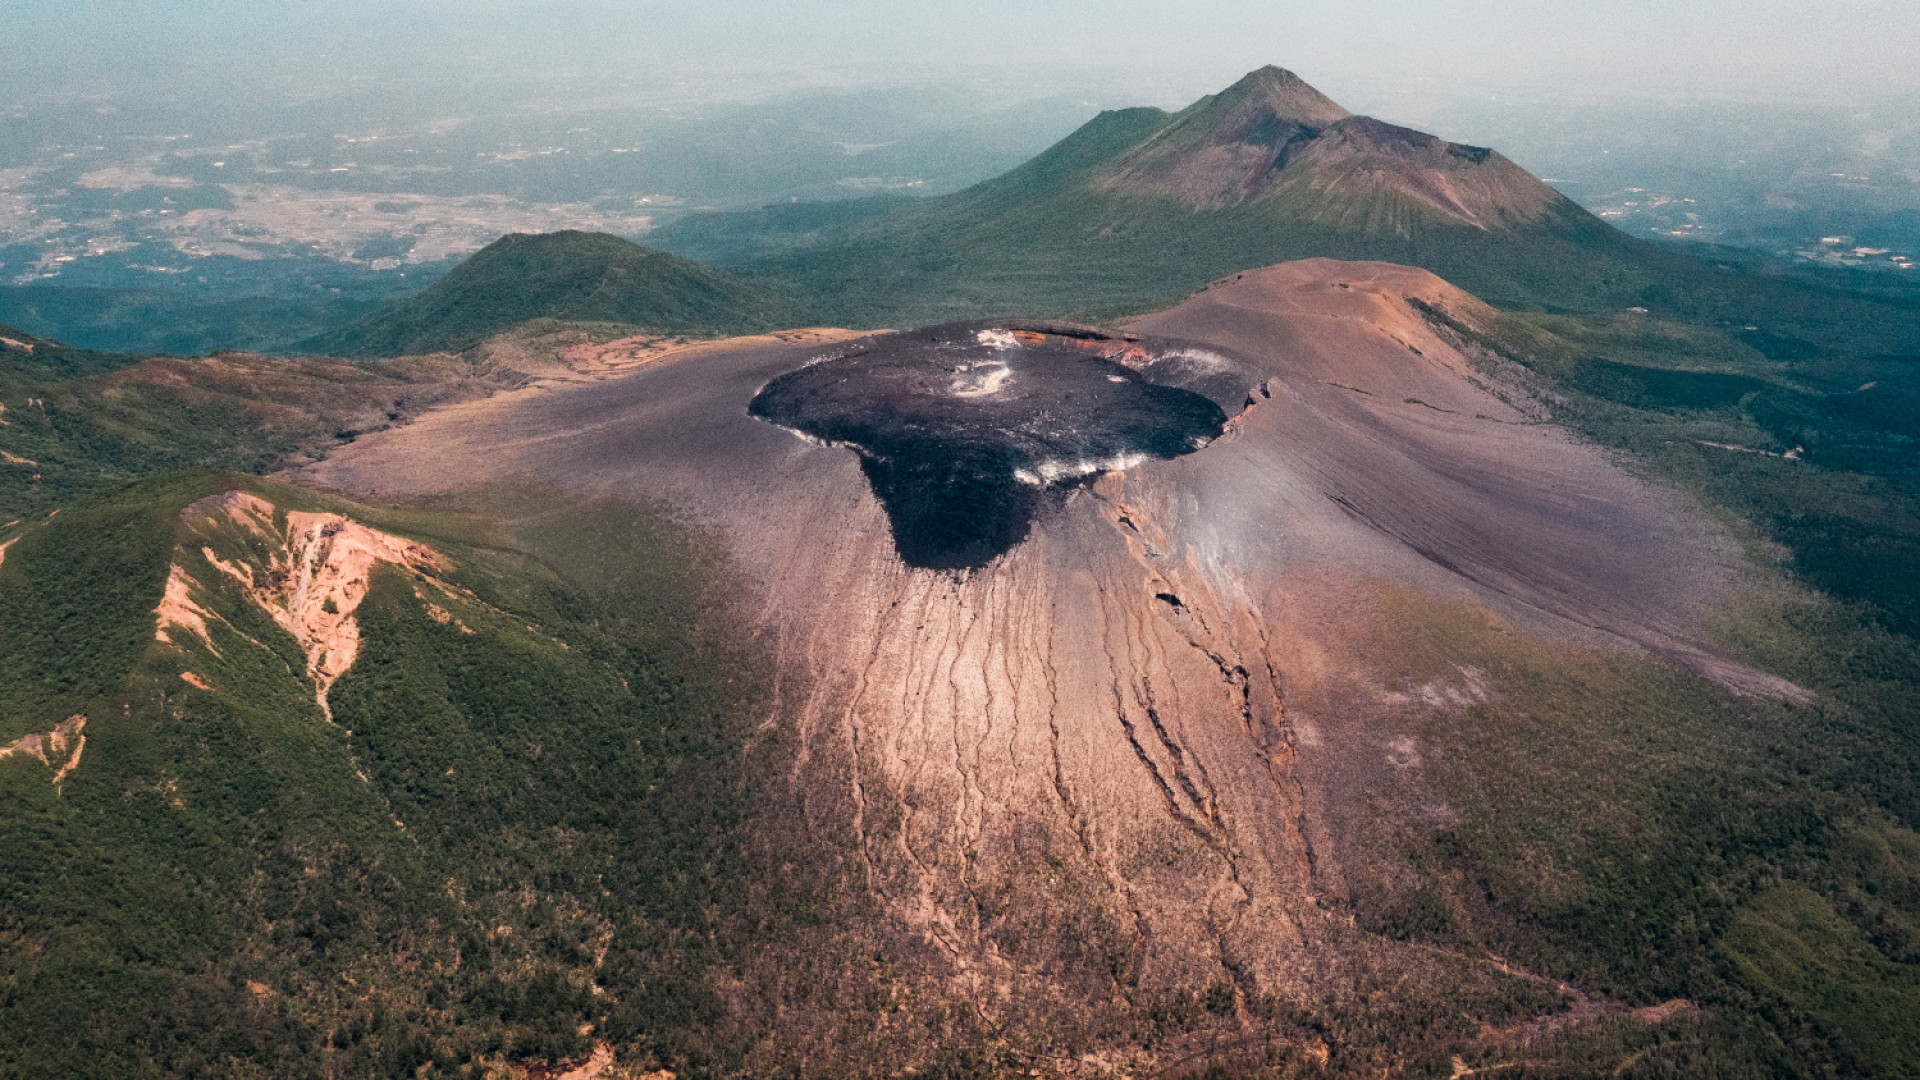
[750,321,1254,569]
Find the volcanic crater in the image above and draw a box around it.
[748,321,1255,568]
[291,259,1826,1061]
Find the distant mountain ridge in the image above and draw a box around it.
[637,66,1654,325]
[1094,66,1559,229]
[647,66,1919,355]
[294,67,1920,369]
[308,231,788,358]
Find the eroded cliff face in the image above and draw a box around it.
[154,490,449,716]
[0,714,87,787]
[764,478,1325,1009]
[294,260,1800,1055]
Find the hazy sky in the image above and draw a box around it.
[7,0,1920,110]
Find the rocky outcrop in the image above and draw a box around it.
[0,714,87,787]
[155,490,448,717]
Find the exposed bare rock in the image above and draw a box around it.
[294,257,1800,1034]
[155,563,226,655]
[1100,65,1351,209]
[1271,117,1562,229]
[0,714,87,787]
[156,490,449,716]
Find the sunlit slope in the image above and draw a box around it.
[309,230,792,358]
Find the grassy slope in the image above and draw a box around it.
[1305,581,1920,1079]
[308,231,793,359]
[0,285,397,358]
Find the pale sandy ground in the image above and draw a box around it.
[476,326,870,387]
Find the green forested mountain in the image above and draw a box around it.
[0,476,844,1078]
[309,231,792,358]
[651,68,1920,356]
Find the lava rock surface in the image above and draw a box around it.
[750,321,1241,568]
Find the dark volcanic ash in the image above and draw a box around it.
[749,321,1245,569]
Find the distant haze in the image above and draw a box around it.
[4,0,1918,357]
[7,0,1920,109]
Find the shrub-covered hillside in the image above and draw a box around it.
[308,232,793,358]
[0,475,854,1079]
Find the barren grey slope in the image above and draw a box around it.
[294,259,1795,1039]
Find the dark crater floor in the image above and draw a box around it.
[750,320,1252,569]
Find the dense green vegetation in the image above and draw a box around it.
[0,284,399,358]
[0,475,854,1078]
[1302,580,1920,1078]
[309,231,792,358]
[0,481,178,735]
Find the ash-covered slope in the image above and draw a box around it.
[298,258,1809,1064]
